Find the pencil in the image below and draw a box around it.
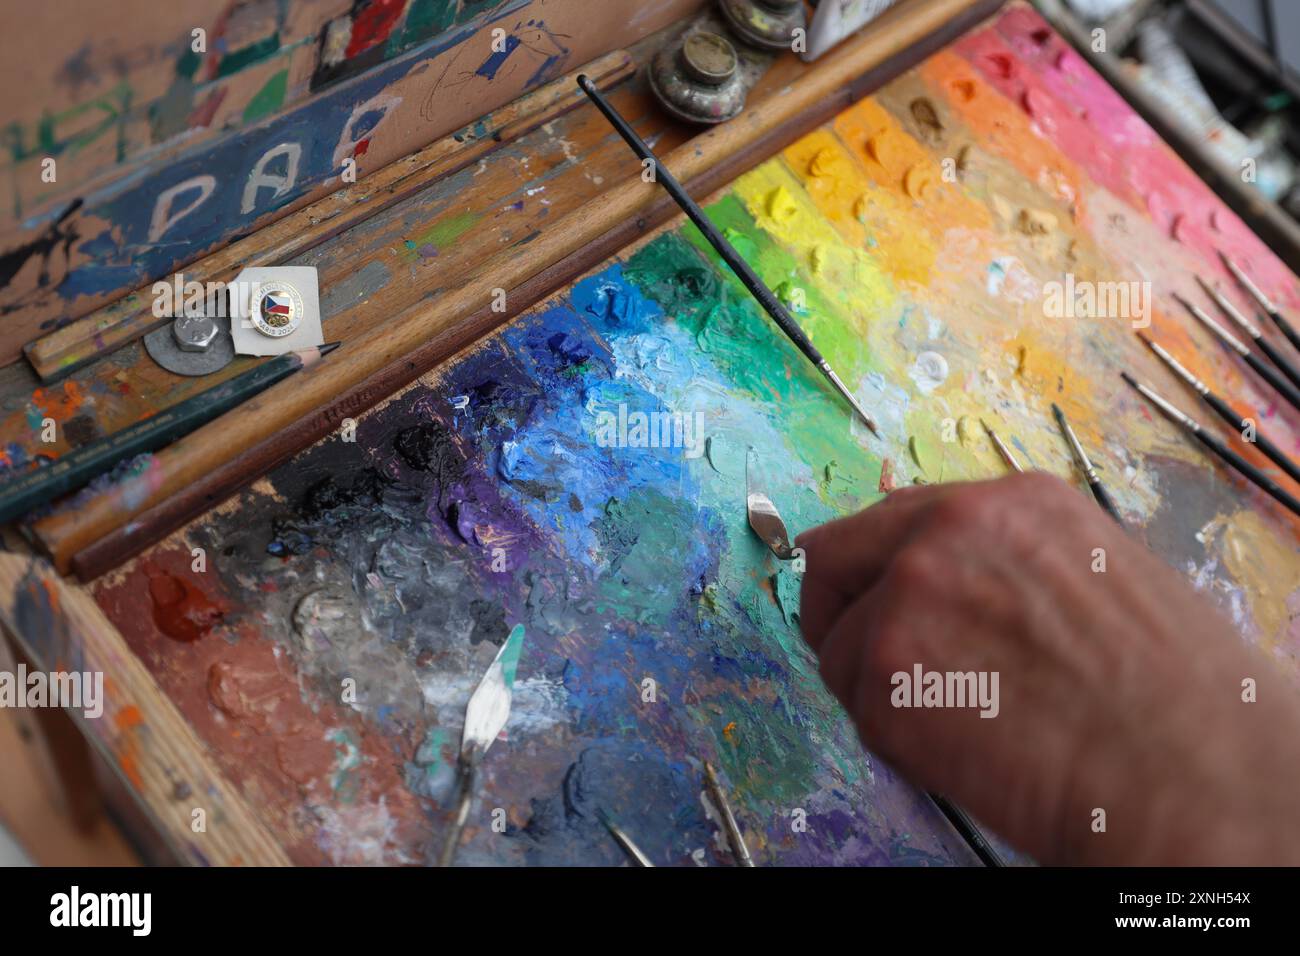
[1138,333,1300,486]
[577,74,880,435]
[0,343,340,525]
[1120,372,1300,519]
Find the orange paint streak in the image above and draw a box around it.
[918,50,1086,216]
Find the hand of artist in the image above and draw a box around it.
[796,473,1300,865]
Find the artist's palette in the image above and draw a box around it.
[92,5,1299,865]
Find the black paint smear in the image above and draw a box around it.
[561,759,585,821]
[267,517,314,557]
[0,199,83,314]
[467,598,506,647]
[393,421,467,517]
[300,469,387,521]
[267,468,390,555]
[518,795,563,841]
[463,378,535,430]
[61,414,101,448]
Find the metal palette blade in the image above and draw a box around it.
[745,448,795,560]
[459,623,525,759]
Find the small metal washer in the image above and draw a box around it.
[144,315,236,376]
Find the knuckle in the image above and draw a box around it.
[862,615,910,685]
[889,544,945,594]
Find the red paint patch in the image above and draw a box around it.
[878,458,898,494]
[354,137,370,157]
[985,52,1015,79]
[344,0,406,59]
[147,565,223,642]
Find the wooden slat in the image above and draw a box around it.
[0,554,291,865]
[26,50,637,381]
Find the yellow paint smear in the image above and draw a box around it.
[732,159,894,337]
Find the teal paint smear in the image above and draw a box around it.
[217,33,282,78]
[498,623,525,689]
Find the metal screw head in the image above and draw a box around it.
[681,31,737,86]
[172,314,219,352]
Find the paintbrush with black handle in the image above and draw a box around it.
[1121,372,1300,518]
[1174,293,1300,413]
[1050,403,1121,523]
[577,74,880,435]
[1139,333,1300,486]
[1195,276,1300,391]
[1219,251,1300,355]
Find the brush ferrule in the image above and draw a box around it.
[1136,381,1199,431]
[1185,300,1250,355]
[1223,255,1276,314]
[1147,340,1207,394]
[821,362,879,435]
[1213,293,1261,337]
[1054,407,1095,474]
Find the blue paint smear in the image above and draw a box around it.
[475,35,521,79]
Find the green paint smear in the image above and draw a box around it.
[623,226,878,497]
[591,491,696,628]
[402,210,481,260]
[617,223,889,800]
[243,70,288,123]
[217,33,281,78]
[685,193,877,381]
[391,0,459,55]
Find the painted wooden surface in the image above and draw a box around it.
[0,553,291,865]
[0,0,702,361]
[17,0,989,574]
[77,3,1299,865]
[25,49,638,381]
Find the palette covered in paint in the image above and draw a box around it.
[89,4,1300,864]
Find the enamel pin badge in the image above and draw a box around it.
[230,266,324,356]
[251,283,305,338]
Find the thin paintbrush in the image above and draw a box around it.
[1195,275,1300,391]
[1120,372,1300,519]
[577,75,880,435]
[930,794,1005,868]
[1174,293,1300,413]
[0,343,340,526]
[703,761,754,867]
[1050,403,1121,522]
[1138,333,1300,486]
[1219,250,1300,355]
[597,809,654,867]
[980,418,1024,472]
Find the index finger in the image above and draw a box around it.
[795,483,954,653]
